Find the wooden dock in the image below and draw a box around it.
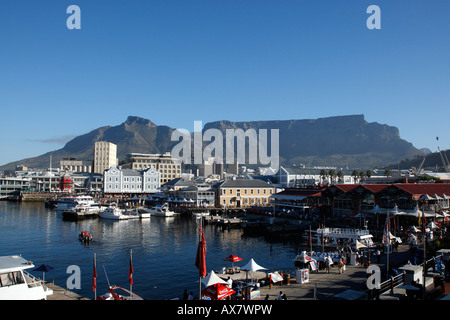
[45,282,89,300]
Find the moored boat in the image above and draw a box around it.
[99,205,129,220]
[148,203,175,217]
[0,255,53,300]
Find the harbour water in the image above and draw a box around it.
[0,201,299,300]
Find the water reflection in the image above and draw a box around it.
[0,202,298,300]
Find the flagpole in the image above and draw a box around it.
[130,249,133,295]
[386,208,390,276]
[93,253,97,300]
[198,218,202,300]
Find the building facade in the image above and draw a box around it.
[125,152,181,184]
[216,179,274,208]
[103,166,161,195]
[94,141,117,174]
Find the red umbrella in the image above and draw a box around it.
[224,254,242,262]
[202,283,235,300]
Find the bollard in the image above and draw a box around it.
[286,273,291,285]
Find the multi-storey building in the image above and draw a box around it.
[103,166,161,195]
[216,179,274,208]
[94,141,117,174]
[125,152,181,184]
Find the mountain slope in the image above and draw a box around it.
[0,114,423,171]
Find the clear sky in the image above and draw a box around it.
[0,0,449,166]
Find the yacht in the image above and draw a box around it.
[99,205,129,220]
[148,203,175,217]
[55,195,103,214]
[0,255,53,300]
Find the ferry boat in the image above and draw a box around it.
[305,227,374,248]
[99,205,129,220]
[148,203,175,217]
[55,195,103,214]
[0,255,53,300]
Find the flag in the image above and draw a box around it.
[129,254,134,285]
[356,240,366,250]
[92,254,97,292]
[195,227,207,278]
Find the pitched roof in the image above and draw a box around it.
[219,179,273,188]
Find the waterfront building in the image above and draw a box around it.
[103,165,161,195]
[269,187,330,214]
[0,177,31,198]
[215,179,274,208]
[124,152,181,184]
[174,185,216,207]
[94,141,117,174]
[59,158,92,173]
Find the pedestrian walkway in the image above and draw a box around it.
[259,243,433,300]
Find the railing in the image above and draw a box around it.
[317,228,370,236]
[369,254,442,299]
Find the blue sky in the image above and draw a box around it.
[0,0,449,166]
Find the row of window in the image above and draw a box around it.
[106,184,158,190]
[222,198,268,205]
[221,188,273,195]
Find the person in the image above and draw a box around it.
[264,294,270,300]
[188,291,194,300]
[282,293,287,300]
[325,256,332,274]
[183,289,188,300]
[338,259,344,274]
[278,291,283,300]
[227,276,233,289]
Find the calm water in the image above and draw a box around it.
[0,201,298,300]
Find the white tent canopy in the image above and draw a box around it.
[240,259,267,272]
[201,270,228,287]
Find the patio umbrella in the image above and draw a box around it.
[33,264,54,282]
[201,270,228,287]
[241,259,267,283]
[201,283,235,300]
[224,254,242,268]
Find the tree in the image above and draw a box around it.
[328,169,336,184]
[337,170,344,183]
[359,171,366,181]
[351,170,360,184]
[320,169,328,184]
[366,170,373,178]
[384,169,392,177]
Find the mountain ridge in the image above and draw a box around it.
[0,114,423,171]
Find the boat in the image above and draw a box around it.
[148,203,175,217]
[304,227,375,248]
[79,230,93,243]
[99,205,129,220]
[123,208,151,219]
[137,208,151,219]
[55,195,104,214]
[0,255,53,300]
[96,286,144,300]
[123,209,141,219]
[192,211,210,218]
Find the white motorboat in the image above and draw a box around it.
[137,209,151,219]
[148,203,175,217]
[0,255,53,300]
[99,205,129,220]
[123,209,141,219]
[55,195,103,214]
[193,211,210,218]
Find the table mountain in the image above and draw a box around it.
[0,114,422,171]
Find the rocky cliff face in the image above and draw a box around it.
[0,115,422,171]
[204,115,420,168]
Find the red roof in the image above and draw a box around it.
[393,183,450,197]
